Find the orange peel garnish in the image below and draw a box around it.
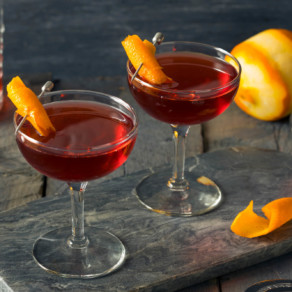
[231,198,292,238]
[122,34,172,85]
[143,39,156,55]
[7,76,56,136]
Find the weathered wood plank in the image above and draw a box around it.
[179,279,219,292]
[0,74,52,211]
[220,252,292,292]
[0,148,291,291]
[203,103,280,153]
[0,159,43,211]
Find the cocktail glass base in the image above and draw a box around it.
[33,226,126,278]
[135,171,222,216]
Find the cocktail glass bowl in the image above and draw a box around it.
[14,90,138,278]
[127,41,241,216]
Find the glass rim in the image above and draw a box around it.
[126,40,242,96]
[14,89,139,154]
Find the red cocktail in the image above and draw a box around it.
[14,90,138,278]
[129,51,238,125]
[127,41,241,216]
[17,100,136,181]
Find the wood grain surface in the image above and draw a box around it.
[0,148,291,292]
[0,74,53,211]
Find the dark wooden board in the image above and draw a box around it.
[220,252,292,292]
[0,147,291,292]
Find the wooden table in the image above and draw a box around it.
[0,0,291,291]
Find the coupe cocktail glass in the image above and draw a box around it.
[127,41,241,216]
[14,90,138,278]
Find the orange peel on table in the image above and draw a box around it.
[122,34,172,85]
[7,76,56,137]
[231,198,292,238]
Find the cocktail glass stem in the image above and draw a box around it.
[168,125,190,191]
[32,181,126,278]
[67,182,89,249]
[134,123,222,216]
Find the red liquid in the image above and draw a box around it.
[129,52,239,125]
[16,101,137,182]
